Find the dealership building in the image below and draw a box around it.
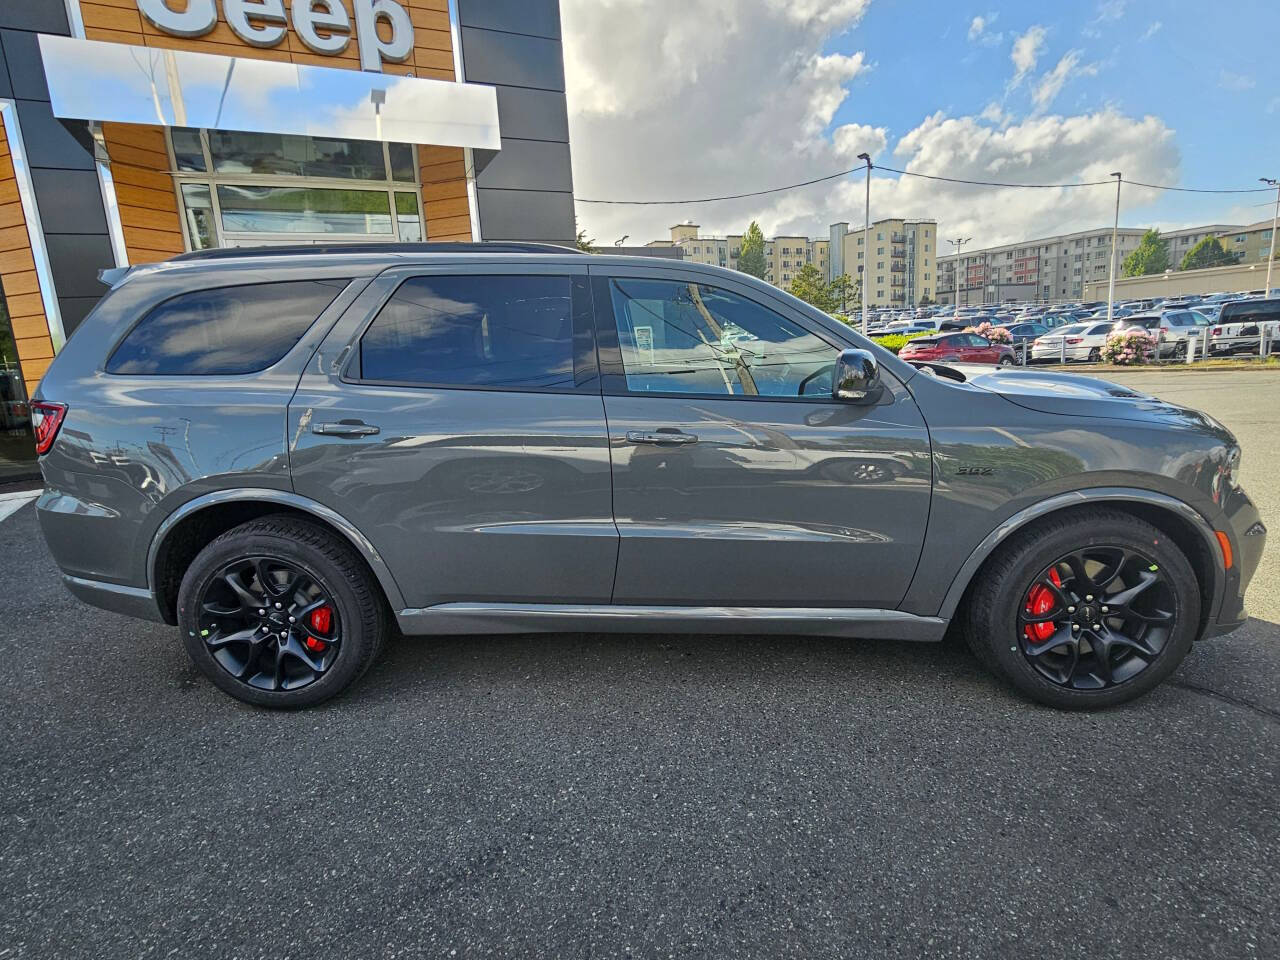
[0,0,575,481]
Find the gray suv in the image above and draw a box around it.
[31,245,1264,709]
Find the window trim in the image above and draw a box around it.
[340,270,600,396]
[590,273,856,405]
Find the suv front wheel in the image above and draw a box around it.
[962,509,1200,709]
[176,516,387,708]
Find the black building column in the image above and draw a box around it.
[455,0,575,245]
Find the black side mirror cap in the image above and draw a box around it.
[833,348,883,404]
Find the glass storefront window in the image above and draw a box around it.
[217,185,394,235]
[209,131,397,181]
[396,192,422,242]
[0,281,37,482]
[389,143,416,183]
[172,127,206,172]
[180,183,216,250]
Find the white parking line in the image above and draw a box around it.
[0,490,39,523]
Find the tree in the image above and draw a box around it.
[736,221,767,279]
[918,294,934,307]
[1121,229,1170,277]
[788,263,832,310]
[829,273,856,313]
[575,227,598,254]
[1180,235,1239,271]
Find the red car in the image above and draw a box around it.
[898,332,1018,366]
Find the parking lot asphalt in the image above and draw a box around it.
[2,369,1277,960]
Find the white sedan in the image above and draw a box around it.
[1029,321,1117,363]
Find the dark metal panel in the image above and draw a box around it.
[45,234,116,299]
[0,30,10,100]
[31,168,108,234]
[57,296,104,337]
[491,84,569,141]
[1,28,48,101]
[457,0,561,40]
[0,2,69,34]
[475,188,575,242]
[476,138,572,193]
[14,99,93,170]
[459,26,564,91]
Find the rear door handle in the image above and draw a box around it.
[312,420,380,437]
[626,430,698,445]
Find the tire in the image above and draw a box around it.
[1087,347,1101,362]
[961,508,1200,710]
[177,515,388,708]
[1174,341,1187,359]
[998,355,1015,366]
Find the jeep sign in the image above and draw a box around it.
[136,0,415,73]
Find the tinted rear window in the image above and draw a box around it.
[106,280,347,375]
[1221,300,1280,323]
[358,275,574,389]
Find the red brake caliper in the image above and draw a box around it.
[1023,569,1062,644]
[304,605,333,653]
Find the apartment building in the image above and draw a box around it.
[828,219,938,308]
[936,223,1248,305]
[646,224,829,292]
[1223,219,1278,265]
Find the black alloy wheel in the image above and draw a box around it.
[1017,547,1176,690]
[197,556,341,692]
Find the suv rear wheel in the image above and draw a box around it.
[962,509,1199,709]
[176,516,387,708]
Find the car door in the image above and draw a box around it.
[289,262,618,608]
[591,265,932,609]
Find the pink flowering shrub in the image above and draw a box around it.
[963,322,1013,344]
[1101,329,1156,365]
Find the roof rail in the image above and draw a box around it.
[171,241,584,262]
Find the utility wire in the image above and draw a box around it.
[574,162,1276,206]
[575,164,867,205]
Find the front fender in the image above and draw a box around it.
[931,487,1224,621]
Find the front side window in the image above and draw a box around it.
[607,279,837,398]
[358,275,575,390]
[107,280,347,376]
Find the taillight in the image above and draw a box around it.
[30,401,67,455]
[1212,327,1222,335]
[1066,337,1083,344]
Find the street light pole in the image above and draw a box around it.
[858,153,871,335]
[948,237,970,308]
[1106,172,1122,326]
[1262,178,1279,298]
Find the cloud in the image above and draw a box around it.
[1218,70,1256,92]
[1010,26,1047,86]
[1083,0,1126,37]
[1140,21,1162,41]
[764,0,871,30]
[967,13,1003,46]
[1032,51,1099,112]
[563,3,1181,252]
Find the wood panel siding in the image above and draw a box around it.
[82,0,472,255]
[0,117,56,389]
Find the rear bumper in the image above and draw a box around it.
[61,574,166,624]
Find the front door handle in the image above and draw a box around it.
[312,420,380,437]
[626,430,698,445]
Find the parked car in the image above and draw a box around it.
[1030,321,1116,363]
[1152,309,1213,358]
[1207,298,1280,356]
[898,332,1019,365]
[999,322,1051,348]
[31,244,1262,711]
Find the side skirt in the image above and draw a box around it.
[395,604,948,642]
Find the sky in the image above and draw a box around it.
[562,0,1280,252]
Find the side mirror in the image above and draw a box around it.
[833,348,882,403]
